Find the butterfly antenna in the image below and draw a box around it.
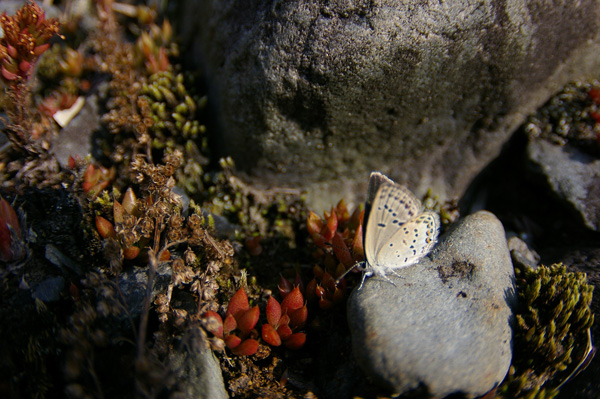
[335,261,364,285]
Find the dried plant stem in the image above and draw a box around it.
[135,248,157,399]
[136,250,157,361]
[136,216,164,360]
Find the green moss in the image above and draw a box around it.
[140,71,207,146]
[499,262,594,398]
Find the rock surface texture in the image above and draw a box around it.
[347,211,515,398]
[176,0,600,210]
[526,138,600,231]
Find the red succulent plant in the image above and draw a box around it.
[83,163,115,197]
[0,1,61,83]
[261,286,307,350]
[306,199,364,307]
[203,286,308,355]
[203,288,260,356]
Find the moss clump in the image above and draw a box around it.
[499,262,594,399]
[139,71,207,147]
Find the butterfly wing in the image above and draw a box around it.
[373,211,440,269]
[364,181,423,268]
[365,172,395,207]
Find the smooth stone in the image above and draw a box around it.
[175,0,600,211]
[347,211,515,398]
[526,138,600,231]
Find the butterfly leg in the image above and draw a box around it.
[357,268,372,290]
[388,268,404,280]
[370,267,402,287]
[378,273,398,287]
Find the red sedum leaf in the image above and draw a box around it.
[223,314,237,335]
[231,338,259,356]
[288,305,308,329]
[334,199,350,224]
[95,216,116,239]
[278,275,293,298]
[227,288,250,318]
[323,208,338,241]
[224,334,241,349]
[279,314,290,326]
[33,43,51,56]
[332,232,353,268]
[237,306,260,336]
[306,211,324,236]
[352,222,364,262]
[281,286,303,314]
[277,324,293,341]
[261,324,281,346]
[266,296,281,327]
[1,65,18,81]
[123,246,140,260]
[306,278,317,302]
[283,332,306,350]
[322,272,336,293]
[0,197,20,237]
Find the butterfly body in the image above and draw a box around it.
[360,172,440,286]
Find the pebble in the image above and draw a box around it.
[347,211,515,398]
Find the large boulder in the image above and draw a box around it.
[175,0,600,209]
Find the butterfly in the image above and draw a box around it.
[358,172,440,288]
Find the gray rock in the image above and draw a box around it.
[168,334,228,399]
[347,211,515,398]
[51,94,101,168]
[32,276,65,302]
[526,138,600,231]
[117,263,172,319]
[175,0,600,210]
[507,235,540,270]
